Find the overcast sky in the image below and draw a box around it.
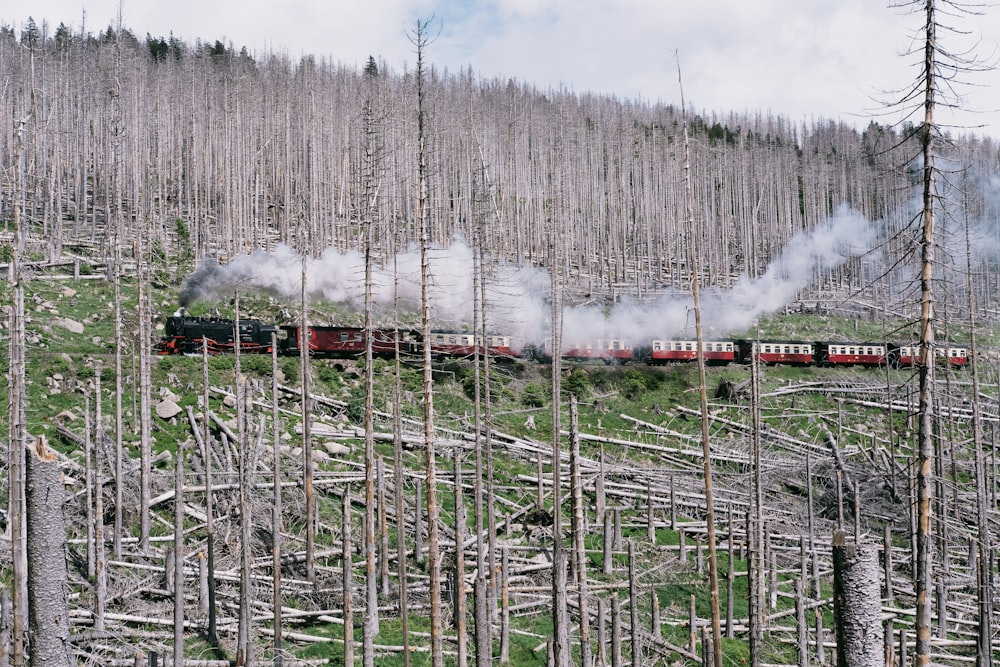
[9,0,1000,138]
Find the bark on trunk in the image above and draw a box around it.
[25,437,71,667]
[832,531,883,667]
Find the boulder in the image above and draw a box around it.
[159,387,180,402]
[155,398,183,420]
[320,441,351,456]
[53,318,84,335]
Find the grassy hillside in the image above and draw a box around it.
[1,270,995,665]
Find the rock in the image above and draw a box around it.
[60,287,77,299]
[312,449,330,463]
[155,399,183,420]
[320,441,350,456]
[222,394,238,408]
[52,318,84,335]
[54,410,77,422]
[60,353,73,365]
[159,387,180,402]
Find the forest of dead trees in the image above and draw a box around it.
[1,7,1000,667]
[3,16,1000,318]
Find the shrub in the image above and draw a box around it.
[520,382,546,407]
[619,369,647,400]
[562,369,591,398]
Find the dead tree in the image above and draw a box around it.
[677,55,722,667]
[832,531,883,667]
[8,95,29,667]
[362,81,380,667]
[412,19,444,667]
[25,437,71,667]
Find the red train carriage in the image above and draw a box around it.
[426,331,521,360]
[891,343,969,369]
[647,339,737,365]
[561,338,633,363]
[279,325,419,358]
[815,341,886,367]
[735,340,815,365]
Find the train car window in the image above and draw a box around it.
[685,343,693,351]
[340,333,349,342]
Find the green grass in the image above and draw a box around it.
[4,273,997,665]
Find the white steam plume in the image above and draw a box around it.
[177,205,875,347]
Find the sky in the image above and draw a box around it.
[7,0,1000,138]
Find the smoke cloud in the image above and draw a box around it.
[177,204,875,347]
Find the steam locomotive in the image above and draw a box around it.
[156,314,970,369]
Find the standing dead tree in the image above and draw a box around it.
[831,531,883,667]
[412,18,444,667]
[676,55,723,667]
[25,436,71,667]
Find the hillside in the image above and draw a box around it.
[0,270,997,665]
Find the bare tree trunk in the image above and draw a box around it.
[453,451,468,667]
[413,19,444,667]
[25,437,71,667]
[549,217,569,667]
[93,371,106,633]
[963,187,993,667]
[235,295,255,667]
[85,394,95,581]
[343,487,355,666]
[8,99,29,667]
[914,3,937,663]
[138,237,153,555]
[202,340,219,647]
[362,86,380,667]
[832,532,884,667]
[392,251,411,667]
[570,397,592,667]
[113,244,124,562]
[271,336,284,667]
[173,433,185,667]
[677,59,723,667]
[300,250,315,585]
[472,235,491,667]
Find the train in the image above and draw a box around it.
[156,314,521,361]
[155,313,970,370]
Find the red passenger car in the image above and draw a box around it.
[279,325,418,358]
[891,343,969,369]
[426,331,521,360]
[734,340,815,365]
[815,341,886,367]
[647,339,736,365]
[561,338,633,363]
